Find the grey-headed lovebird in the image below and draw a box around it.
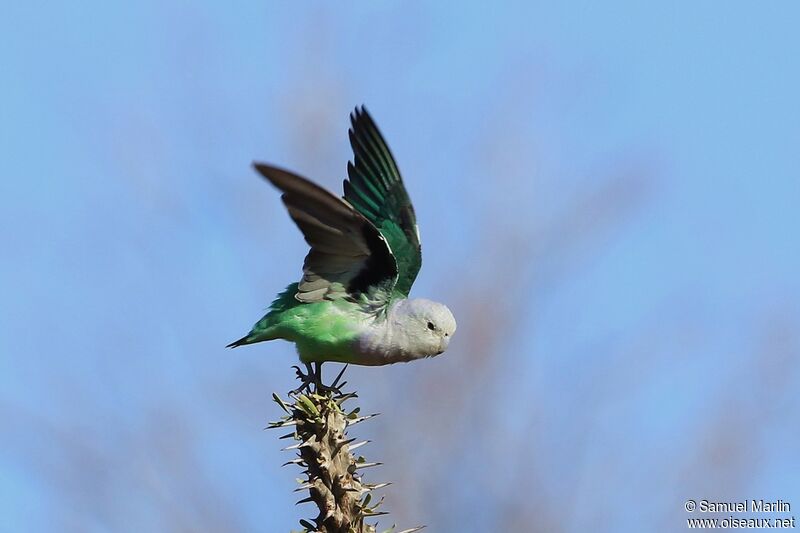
[229,107,456,377]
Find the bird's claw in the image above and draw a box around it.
[289,362,347,396]
[289,364,314,395]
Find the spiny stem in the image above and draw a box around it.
[269,365,423,533]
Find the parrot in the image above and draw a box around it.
[228,106,456,385]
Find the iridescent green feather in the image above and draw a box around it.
[228,283,368,363]
[343,107,422,297]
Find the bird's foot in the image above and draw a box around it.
[289,363,315,395]
[290,362,348,396]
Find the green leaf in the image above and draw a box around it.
[272,392,291,414]
[295,394,320,417]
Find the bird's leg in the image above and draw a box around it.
[291,361,346,396]
[313,361,323,392]
[290,363,315,395]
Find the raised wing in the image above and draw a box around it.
[254,163,398,303]
[343,107,422,296]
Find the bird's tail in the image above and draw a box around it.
[226,334,253,349]
[227,295,293,349]
[226,327,282,349]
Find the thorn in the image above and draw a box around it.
[281,458,305,467]
[362,510,389,517]
[354,461,382,470]
[266,419,297,429]
[346,413,380,426]
[322,506,336,521]
[348,440,370,452]
[282,435,316,451]
[294,483,314,492]
[335,392,358,404]
[365,482,392,490]
[369,495,386,509]
[397,527,426,533]
[332,437,356,456]
[295,496,314,505]
[281,437,313,452]
[331,364,348,388]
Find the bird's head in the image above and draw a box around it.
[393,298,457,357]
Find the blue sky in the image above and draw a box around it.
[2,2,799,532]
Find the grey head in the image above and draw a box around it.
[355,298,457,365]
[392,298,457,356]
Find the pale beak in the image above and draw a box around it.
[437,336,450,355]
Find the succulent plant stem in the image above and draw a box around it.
[269,364,424,533]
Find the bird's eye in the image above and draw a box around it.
[427,321,436,331]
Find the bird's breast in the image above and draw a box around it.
[352,324,416,366]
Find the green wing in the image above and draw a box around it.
[343,106,422,296]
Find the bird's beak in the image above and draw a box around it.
[437,336,450,355]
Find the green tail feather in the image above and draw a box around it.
[227,283,301,349]
[226,335,251,348]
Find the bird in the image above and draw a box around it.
[228,106,456,385]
